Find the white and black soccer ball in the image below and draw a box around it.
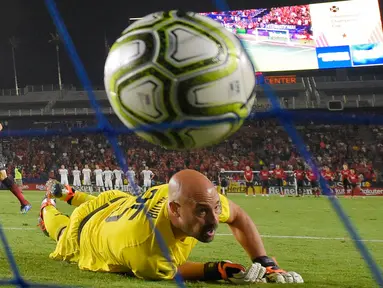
[104,10,256,150]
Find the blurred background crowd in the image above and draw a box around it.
[1,119,381,185]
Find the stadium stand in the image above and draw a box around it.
[0,117,381,186]
[1,69,383,186]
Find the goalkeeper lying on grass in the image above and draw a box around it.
[38,169,303,284]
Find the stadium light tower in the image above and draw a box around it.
[104,31,110,58]
[49,32,63,91]
[9,36,20,96]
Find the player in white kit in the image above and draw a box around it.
[94,165,104,192]
[82,164,91,186]
[113,167,123,190]
[58,165,69,185]
[126,167,136,192]
[72,166,81,187]
[103,167,113,190]
[141,166,154,192]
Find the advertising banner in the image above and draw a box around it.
[333,185,383,196]
[212,180,383,196]
[256,75,297,85]
[3,182,382,196]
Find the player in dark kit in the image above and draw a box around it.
[0,123,31,213]
[273,165,285,197]
[294,166,305,197]
[218,168,228,196]
[259,166,270,197]
[244,166,255,196]
[306,169,320,197]
[340,164,350,196]
[348,169,360,198]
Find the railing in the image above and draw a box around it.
[24,84,76,93]
[0,88,23,96]
[0,84,115,96]
[0,84,77,96]
[1,72,383,96]
[314,74,383,82]
[0,107,115,117]
[0,98,338,118]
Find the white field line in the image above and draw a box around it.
[216,233,383,243]
[2,227,383,242]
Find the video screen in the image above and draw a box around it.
[200,0,383,71]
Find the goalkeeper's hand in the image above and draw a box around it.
[253,256,304,284]
[204,261,266,284]
[46,179,63,198]
[46,180,74,200]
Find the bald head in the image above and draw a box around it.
[167,169,221,243]
[168,169,216,203]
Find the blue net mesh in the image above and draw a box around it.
[0,0,383,287]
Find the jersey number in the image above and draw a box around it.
[105,189,158,222]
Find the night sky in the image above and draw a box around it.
[0,0,382,89]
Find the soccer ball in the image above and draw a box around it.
[104,10,256,150]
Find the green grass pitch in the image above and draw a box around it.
[0,191,382,287]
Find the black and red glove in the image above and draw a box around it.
[204,261,266,284]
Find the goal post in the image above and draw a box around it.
[217,170,314,196]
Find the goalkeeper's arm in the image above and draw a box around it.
[175,201,270,283]
[177,261,265,284]
[225,200,304,284]
[226,200,267,260]
[174,202,269,283]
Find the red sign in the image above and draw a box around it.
[256,74,297,85]
[264,75,297,85]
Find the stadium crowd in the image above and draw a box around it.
[0,120,381,185]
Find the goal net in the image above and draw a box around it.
[218,170,301,196]
[0,4,382,288]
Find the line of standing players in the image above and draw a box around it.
[219,164,362,197]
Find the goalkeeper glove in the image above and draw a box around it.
[204,261,266,284]
[253,256,304,284]
[46,180,74,201]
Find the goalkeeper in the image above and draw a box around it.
[39,169,303,284]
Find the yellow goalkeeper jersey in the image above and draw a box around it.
[50,185,231,280]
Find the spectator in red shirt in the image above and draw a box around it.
[243,166,255,196]
[363,169,375,186]
[294,165,305,196]
[259,166,270,197]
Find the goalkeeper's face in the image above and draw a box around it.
[177,191,221,243]
[169,169,221,243]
